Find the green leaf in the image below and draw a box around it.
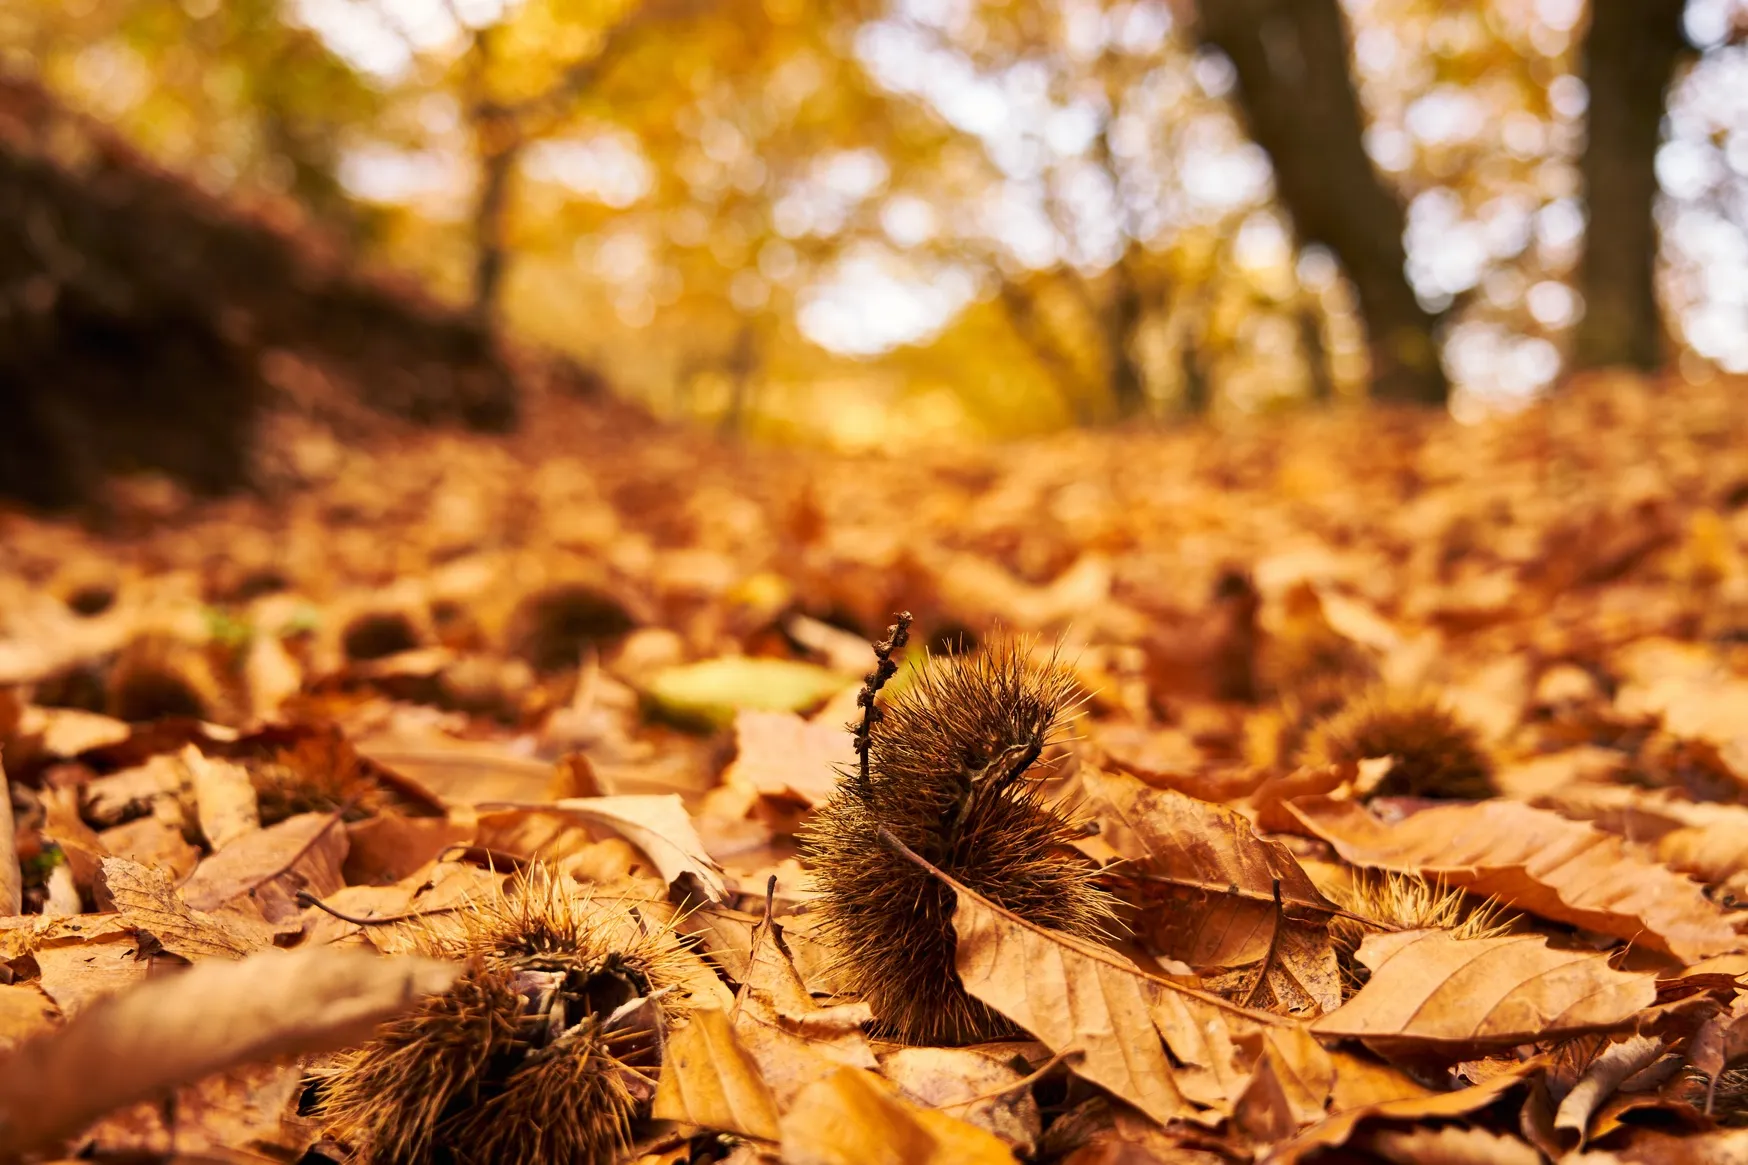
[643,657,851,730]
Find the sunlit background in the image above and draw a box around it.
[9,0,1747,445]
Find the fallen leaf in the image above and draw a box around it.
[777,1066,1014,1165]
[724,709,853,806]
[0,757,17,915]
[0,946,457,1159]
[1357,1125,1542,1165]
[644,657,850,728]
[1268,1058,1544,1163]
[342,812,476,885]
[1232,1026,1335,1140]
[879,1044,1044,1154]
[1290,796,1742,961]
[0,983,58,1051]
[33,934,150,1016]
[182,745,260,851]
[98,814,200,881]
[99,856,273,960]
[179,811,347,927]
[38,785,110,895]
[888,831,1282,1125]
[1080,767,1340,1013]
[1311,929,1656,1053]
[489,795,729,903]
[652,1006,782,1142]
[17,707,132,758]
[1552,1034,1669,1150]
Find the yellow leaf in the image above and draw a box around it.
[652,1006,781,1143]
[777,1066,1012,1165]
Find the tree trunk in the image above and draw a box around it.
[1573,0,1690,372]
[1196,0,1448,405]
[1104,257,1149,419]
[470,122,518,325]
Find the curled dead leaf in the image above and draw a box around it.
[0,946,457,1160]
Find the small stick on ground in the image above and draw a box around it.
[296,890,457,928]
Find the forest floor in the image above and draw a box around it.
[3,370,1748,1163]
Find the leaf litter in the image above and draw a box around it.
[3,375,1748,1159]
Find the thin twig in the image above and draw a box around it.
[295,889,455,928]
[1243,878,1286,1008]
[936,1047,1084,1111]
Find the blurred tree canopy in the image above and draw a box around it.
[5,0,1746,443]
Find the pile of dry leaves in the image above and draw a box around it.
[3,370,1748,1163]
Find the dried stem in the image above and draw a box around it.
[851,611,911,796]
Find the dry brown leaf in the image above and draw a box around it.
[99,856,273,961]
[1578,1126,1748,1163]
[33,934,152,1016]
[17,706,132,758]
[733,904,874,1058]
[1358,1125,1543,1165]
[179,811,347,928]
[651,1006,782,1143]
[485,794,728,902]
[1290,796,1742,961]
[38,785,110,895]
[342,812,476,885]
[724,709,853,806]
[890,832,1283,1125]
[98,814,201,882]
[0,756,18,916]
[1080,768,1339,1015]
[0,947,456,1158]
[0,983,57,1051]
[1146,987,1252,1110]
[1232,1026,1335,1142]
[76,1060,312,1160]
[954,885,1190,1124]
[878,1044,1045,1154]
[1552,1034,1668,1151]
[1268,1057,1543,1163]
[727,919,876,1113]
[357,737,553,803]
[182,745,260,851]
[81,754,188,828]
[777,1066,1014,1165]
[1311,929,1656,1052]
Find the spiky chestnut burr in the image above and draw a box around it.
[1299,687,1497,801]
[802,623,1115,1046]
[312,864,692,1164]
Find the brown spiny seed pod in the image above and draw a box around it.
[1298,687,1497,800]
[312,864,692,1164]
[1328,871,1515,995]
[801,635,1115,1046]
